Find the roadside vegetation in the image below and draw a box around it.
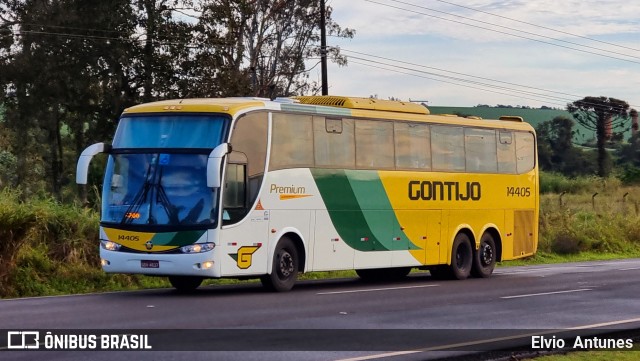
[524,345,640,361]
[2,172,640,298]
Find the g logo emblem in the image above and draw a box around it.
[229,245,261,269]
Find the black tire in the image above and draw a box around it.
[450,233,473,280]
[168,276,203,292]
[472,232,497,278]
[261,237,299,292]
[356,267,411,282]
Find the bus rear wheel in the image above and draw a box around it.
[168,276,203,292]
[261,237,299,292]
[450,233,473,280]
[472,232,496,278]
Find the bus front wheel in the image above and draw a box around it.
[168,276,203,292]
[472,233,496,278]
[261,237,299,292]
[450,233,473,280]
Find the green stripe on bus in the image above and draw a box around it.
[311,169,389,251]
[345,170,420,251]
[312,169,421,252]
[151,230,206,247]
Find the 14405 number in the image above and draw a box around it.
[507,186,531,197]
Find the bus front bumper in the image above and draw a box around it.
[100,248,220,278]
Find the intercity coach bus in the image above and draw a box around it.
[76,96,538,292]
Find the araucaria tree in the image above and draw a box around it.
[567,96,630,177]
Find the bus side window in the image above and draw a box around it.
[497,131,516,174]
[270,113,314,170]
[223,155,247,225]
[314,117,355,168]
[225,111,268,225]
[465,128,497,173]
[394,122,431,170]
[515,132,535,173]
[355,119,394,169]
[431,125,465,171]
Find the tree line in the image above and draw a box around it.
[1,1,638,203]
[540,96,638,180]
[0,0,353,201]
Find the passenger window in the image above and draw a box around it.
[314,117,355,168]
[497,131,516,174]
[355,119,394,169]
[394,122,431,170]
[465,128,497,173]
[270,113,314,170]
[515,132,535,173]
[431,125,465,171]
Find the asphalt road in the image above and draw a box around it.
[2,258,640,360]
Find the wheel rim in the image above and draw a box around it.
[278,250,294,278]
[481,242,494,267]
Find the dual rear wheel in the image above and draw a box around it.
[430,232,496,280]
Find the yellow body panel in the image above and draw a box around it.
[379,170,538,263]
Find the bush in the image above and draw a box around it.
[540,172,620,194]
[0,189,100,296]
[0,189,36,286]
[550,230,581,254]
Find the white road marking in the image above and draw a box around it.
[494,267,557,274]
[500,288,592,299]
[317,284,439,295]
[334,350,421,361]
[334,316,640,361]
[619,267,640,271]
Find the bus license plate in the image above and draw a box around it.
[141,260,159,268]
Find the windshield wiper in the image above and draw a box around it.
[120,154,180,225]
[155,166,180,224]
[121,160,154,225]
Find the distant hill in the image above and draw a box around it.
[427,106,631,143]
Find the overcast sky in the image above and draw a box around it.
[317,0,640,108]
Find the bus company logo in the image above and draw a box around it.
[7,331,40,349]
[145,241,153,250]
[269,184,312,201]
[229,245,261,269]
[408,180,482,201]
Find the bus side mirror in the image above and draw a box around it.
[207,143,231,188]
[76,142,110,184]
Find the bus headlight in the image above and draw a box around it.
[101,240,122,251]
[181,243,215,254]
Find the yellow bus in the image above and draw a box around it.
[76,96,538,292]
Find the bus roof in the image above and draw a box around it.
[122,98,269,116]
[122,96,534,132]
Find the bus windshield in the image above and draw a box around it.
[113,114,227,149]
[102,153,217,227]
[101,114,229,228]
